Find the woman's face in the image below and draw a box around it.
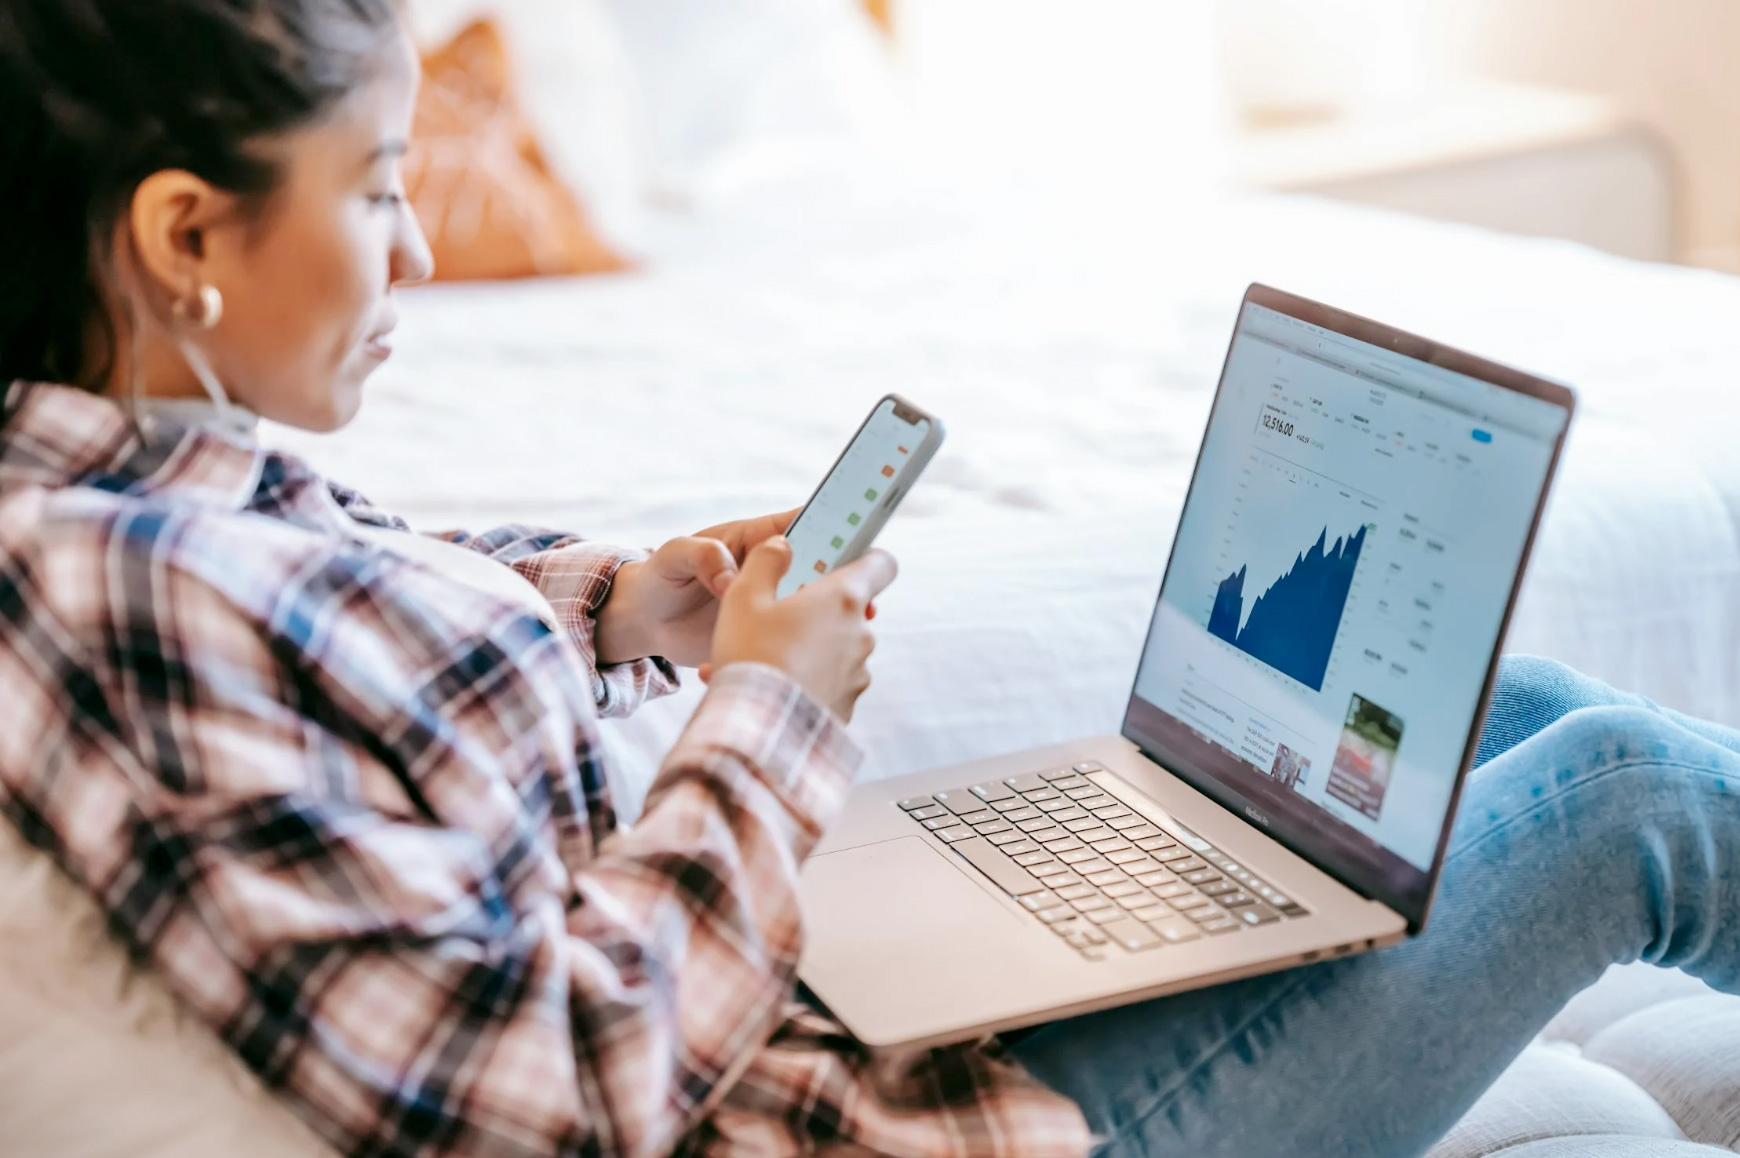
[123,30,433,432]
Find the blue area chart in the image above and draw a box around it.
[1208,525,1368,691]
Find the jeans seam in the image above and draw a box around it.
[1446,755,1721,864]
[1098,970,1315,1153]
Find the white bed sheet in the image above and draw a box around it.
[266,173,1740,814]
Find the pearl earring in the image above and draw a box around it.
[173,284,224,330]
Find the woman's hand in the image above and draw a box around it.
[595,509,797,667]
[707,537,898,722]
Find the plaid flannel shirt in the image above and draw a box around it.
[0,383,1092,1158]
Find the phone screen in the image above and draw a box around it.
[778,398,931,599]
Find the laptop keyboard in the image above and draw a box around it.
[899,762,1309,961]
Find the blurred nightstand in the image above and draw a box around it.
[1229,80,1679,262]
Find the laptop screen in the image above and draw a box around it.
[1123,288,1572,926]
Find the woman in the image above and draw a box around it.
[0,3,1736,1156]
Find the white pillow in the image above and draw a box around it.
[404,0,653,249]
[600,0,897,197]
[0,819,333,1158]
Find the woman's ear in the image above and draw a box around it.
[126,170,238,308]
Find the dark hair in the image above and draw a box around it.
[0,0,400,389]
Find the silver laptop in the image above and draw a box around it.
[798,285,1576,1050]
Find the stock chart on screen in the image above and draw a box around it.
[1207,523,1369,692]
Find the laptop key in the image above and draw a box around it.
[1100,880,1142,898]
[1062,817,1104,833]
[1152,881,1193,899]
[908,805,949,821]
[989,797,1029,813]
[1115,892,1159,910]
[1074,761,1106,773]
[1124,904,1169,923]
[1016,819,1059,834]
[952,837,1046,896]
[933,789,986,814]
[1235,902,1282,926]
[1070,858,1115,875]
[1100,919,1163,952]
[1198,880,1240,898]
[1036,905,1077,924]
[1013,851,1056,868]
[986,830,1025,846]
[971,781,1017,803]
[1055,883,1096,901]
[1041,837,1085,853]
[1066,788,1110,803]
[1070,895,1114,913]
[1090,805,1133,821]
[1186,905,1228,924]
[921,817,956,831]
[1106,815,1148,832]
[936,826,976,844]
[1168,893,1212,912]
[1170,857,1209,874]
[1150,918,1204,943]
[1182,869,1222,886]
[1039,768,1079,782]
[1123,825,1163,841]
[1154,847,1195,864]
[1133,869,1178,888]
[1031,862,1073,880]
[1199,916,1243,936]
[1048,807,1090,824]
[1019,891,1064,911]
[1136,836,1178,852]
[1105,849,1149,866]
[1004,772,1050,793]
[1057,848,1098,865]
[1035,797,1077,813]
[999,840,1039,856]
[973,820,1014,836]
[1083,869,1126,887]
[897,797,935,812]
[1087,836,1132,854]
[1022,787,1062,803]
[1084,907,1128,926]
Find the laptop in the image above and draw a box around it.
[798,284,1576,1050]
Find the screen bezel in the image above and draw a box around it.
[1120,284,1576,932]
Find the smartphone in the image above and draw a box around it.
[777,394,945,599]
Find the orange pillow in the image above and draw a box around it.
[405,18,628,281]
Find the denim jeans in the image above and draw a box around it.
[1010,657,1740,1157]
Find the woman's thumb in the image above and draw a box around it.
[735,536,793,602]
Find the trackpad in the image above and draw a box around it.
[799,837,1028,1043]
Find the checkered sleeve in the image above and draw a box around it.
[324,484,676,718]
[10,518,862,1158]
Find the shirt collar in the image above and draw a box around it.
[0,381,267,511]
